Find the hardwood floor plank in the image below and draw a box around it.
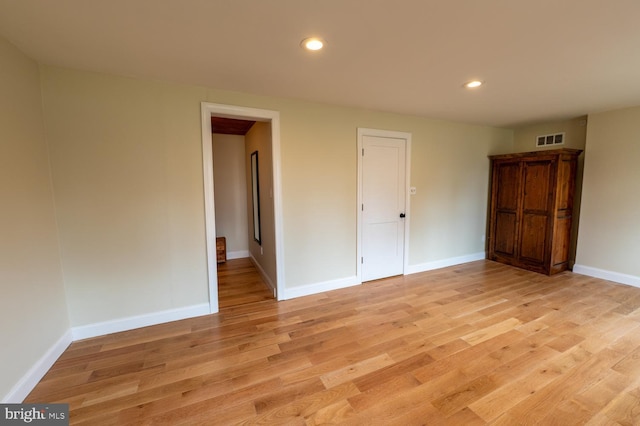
[468,347,564,421]
[352,351,434,392]
[22,261,640,424]
[342,378,453,425]
[146,400,257,426]
[461,317,522,346]
[490,346,625,425]
[432,374,498,417]
[594,390,640,426]
[320,353,395,388]
[69,376,225,424]
[217,258,274,308]
[253,377,326,414]
[348,373,421,412]
[250,382,361,425]
[304,399,355,426]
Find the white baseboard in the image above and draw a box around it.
[3,329,73,403]
[249,254,276,295]
[5,304,210,402]
[405,252,486,275]
[573,264,640,289]
[280,253,486,301]
[282,275,361,300]
[71,303,210,340]
[227,250,249,260]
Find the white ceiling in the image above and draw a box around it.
[1,0,639,128]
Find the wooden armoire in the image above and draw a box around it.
[487,148,582,275]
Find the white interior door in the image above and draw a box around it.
[360,133,407,282]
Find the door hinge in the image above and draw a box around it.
[361,257,364,264]
[361,204,364,211]
[362,148,364,156]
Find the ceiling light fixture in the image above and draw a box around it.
[301,37,325,51]
[464,80,484,89]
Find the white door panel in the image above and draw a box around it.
[363,222,403,281]
[361,134,407,282]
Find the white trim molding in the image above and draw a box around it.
[283,253,485,300]
[250,254,276,294]
[406,252,486,275]
[281,276,360,300]
[71,304,210,341]
[201,104,218,313]
[201,102,285,310]
[3,330,72,403]
[573,264,640,289]
[227,250,250,260]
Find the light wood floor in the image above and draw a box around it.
[217,258,273,308]
[26,261,640,425]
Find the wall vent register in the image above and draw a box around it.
[536,132,565,147]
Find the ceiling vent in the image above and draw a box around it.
[536,132,565,147]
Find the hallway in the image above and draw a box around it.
[217,258,273,308]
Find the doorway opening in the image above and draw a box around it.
[201,102,284,313]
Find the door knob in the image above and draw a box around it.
[400,213,406,218]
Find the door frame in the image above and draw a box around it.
[201,102,285,313]
[356,128,412,282]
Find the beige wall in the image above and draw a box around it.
[39,64,513,326]
[513,116,588,152]
[245,122,277,287]
[576,107,640,277]
[40,67,210,326]
[513,116,588,265]
[274,106,513,282]
[0,38,69,400]
[212,133,248,255]
[409,122,513,264]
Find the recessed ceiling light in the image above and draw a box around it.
[301,37,325,51]
[464,80,484,89]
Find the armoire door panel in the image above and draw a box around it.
[523,161,552,211]
[494,211,517,256]
[556,159,573,210]
[520,214,548,263]
[552,217,572,266]
[496,163,521,210]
